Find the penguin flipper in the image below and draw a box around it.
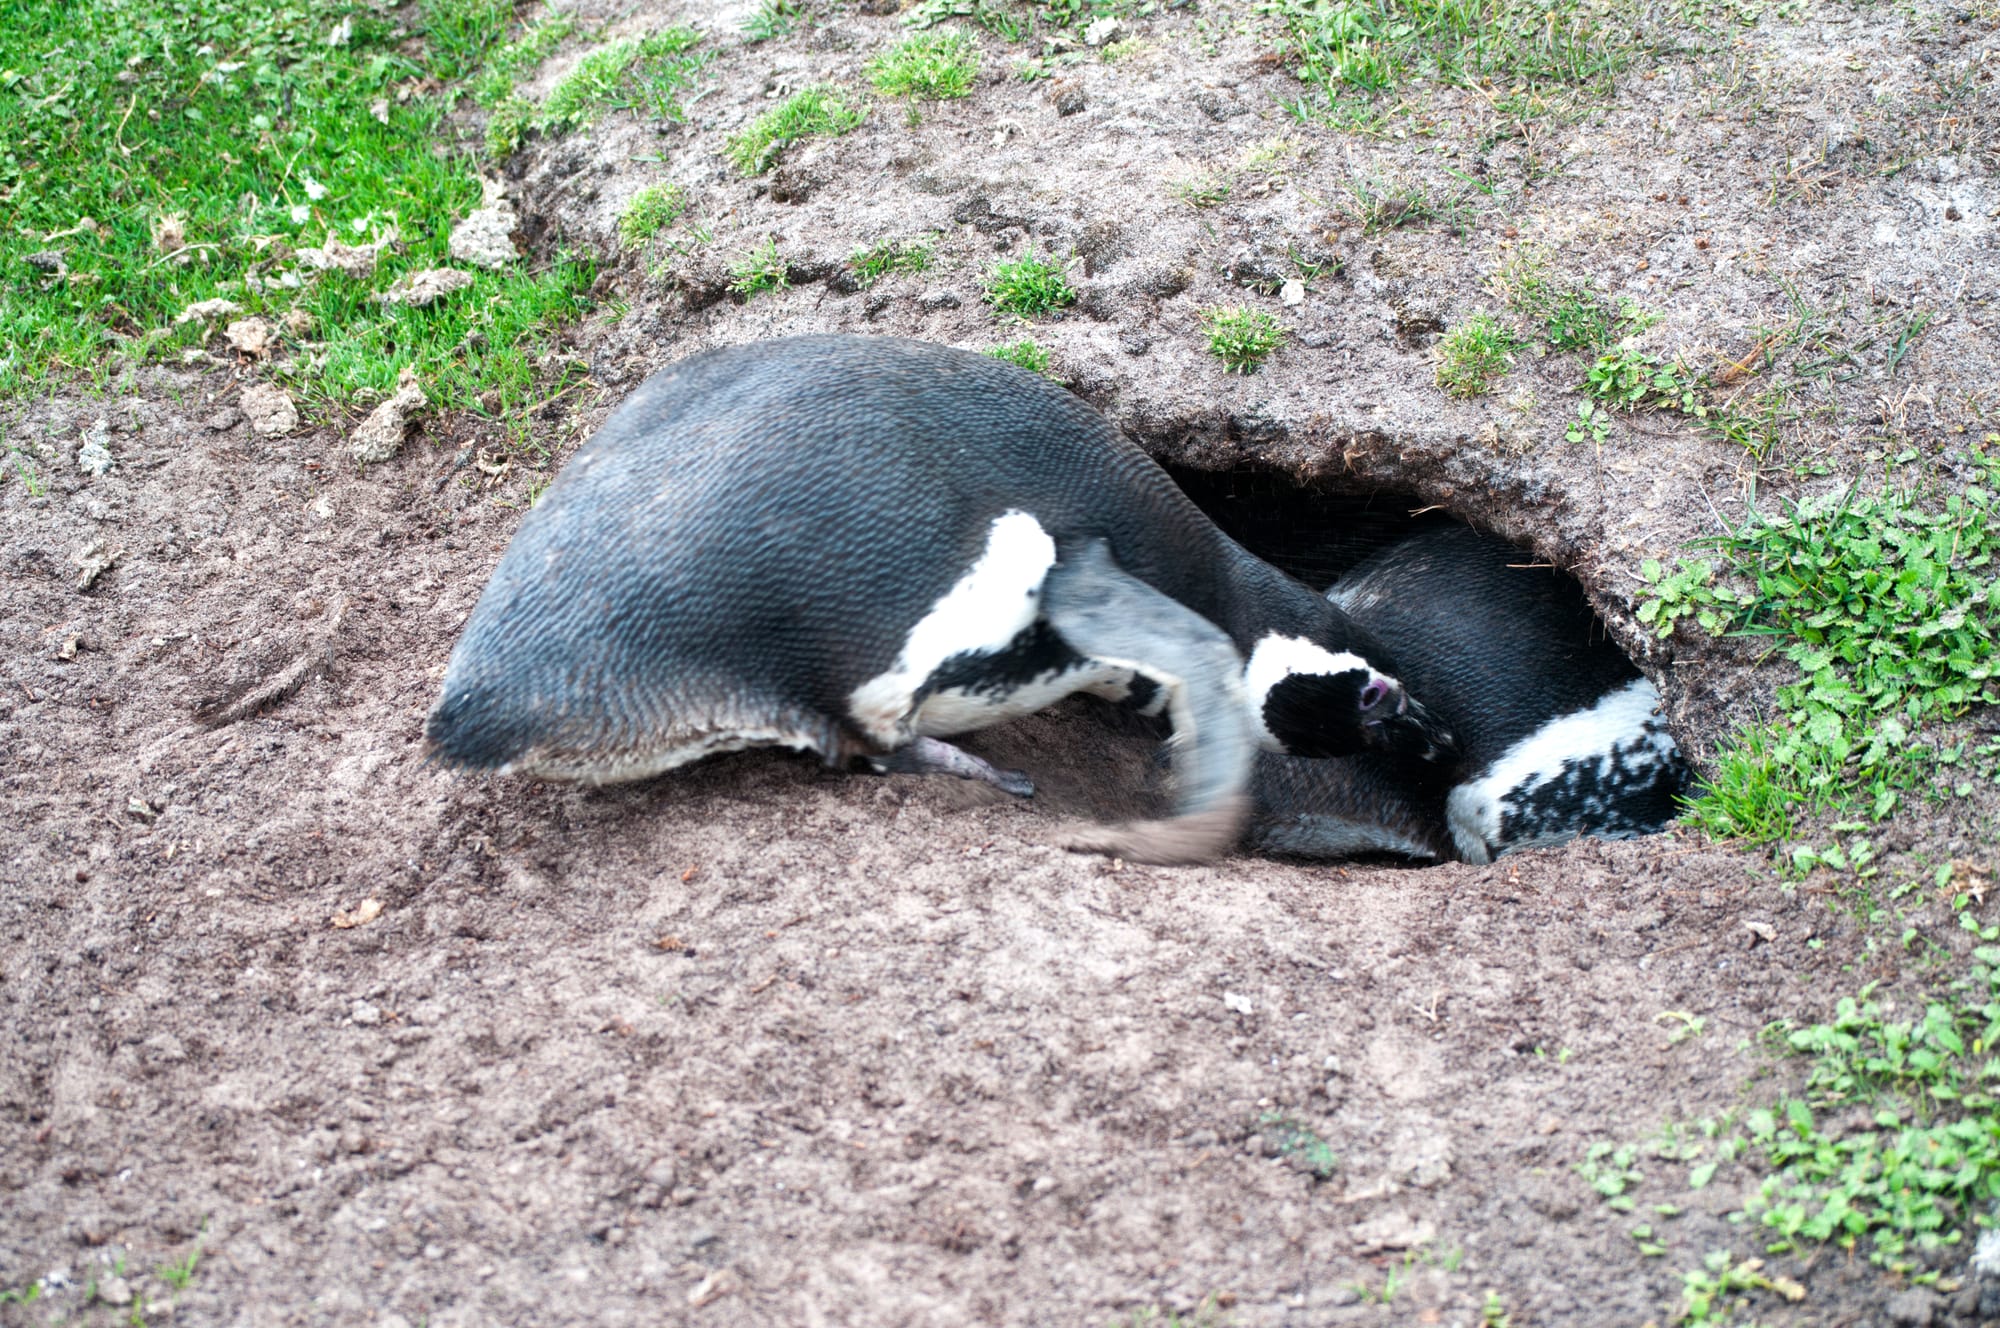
[1041,539,1255,863]
[870,737,1036,798]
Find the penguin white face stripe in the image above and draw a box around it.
[1445,678,1677,862]
[848,510,1058,745]
[1242,634,1373,751]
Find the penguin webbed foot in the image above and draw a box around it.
[870,737,1036,798]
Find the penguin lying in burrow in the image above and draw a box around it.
[1249,524,1691,864]
[426,334,1460,864]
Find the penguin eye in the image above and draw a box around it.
[1358,678,1388,711]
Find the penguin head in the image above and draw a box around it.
[1243,634,1461,763]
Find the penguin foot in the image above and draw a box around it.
[873,737,1035,798]
[1059,796,1248,866]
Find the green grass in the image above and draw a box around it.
[742,0,806,43]
[1169,172,1233,209]
[986,339,1055,377]
[619,184,690,248]
[728,236,790,298]
[1264,0,1643,109]
[1494,249,1624,352]
[1200,307,1284,374]
[726,86,866,175]
[1435,312,1519,397]
[0,0,594,408]
[848,237,934,286]
[983,254,1077,317]
[868,32,981,100]
[489,26,711,154]
[471,13,576,106]
[1640,457,2000,841]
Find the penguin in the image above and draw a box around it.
[426,335,1460,864]
[1250,524,1689,864]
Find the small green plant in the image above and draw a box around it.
[1565,400,1612,444]
[618,183,690,247]
[1634,557,1723,639]
[742,0,804,42]
[1105,1294,1233,1328]
[1169,172,1232,209]
[421,0,513,81]
[1480,1290,1512,1328]
[1435,312,1519,397]
[868,32,981,100]
[1656,1012,1707,1046]
[157,1245,202,1292]
[1335,174,1442,234]
[539,28,709,132]
[1496,250,1622,352]
[848,237,934,286]
[1584,348,1707,414]
[1576,1141,1644,1211]
[7,449,46,497]
[984,254,1077,317]
[1678,1251,1804,1323]
[1253,1110,1338,1179]
[728,236,790,298]
[726,85,866,174]
[987,339,1056,377]
[1200,307,1284,374]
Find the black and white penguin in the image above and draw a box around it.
[1250,524,1688,864]
[427,335,1459,863]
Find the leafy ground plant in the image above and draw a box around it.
[867,32,981,100]
[1201,307,1284,373]
[0,0,593,408]
[489,26,711,154]
[984,255,1077,317]
[1640,460,2000,840]
[728,237,790,298]
[1435,312,1519,397]
[725,85,866,175]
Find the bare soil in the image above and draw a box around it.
[4,0,1998,1324]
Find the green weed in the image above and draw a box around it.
[1678,1250,1804,1323]
[619,184,690,248]
[1200,307,1284,374]
[1105,1294,1234,1328]
[472,14,576,106]
[987,339,1056,377]
[532,27,710,139]
[1565,401,1612,445]
[726,86,866,175]
[742,0,806,43]
[728,237,790,298]
[1494,250,1622,352]
[1170,173,1233,209]
[1577,1141,1645,1211]
[156,1245,202,1292]
[1641,464,2000,835]
[1253,1110,1338,1179]
[1335,174,1456,235]
[984,255,1077,317]
[868,32,981,100]
[1435,312,1519,397]
[849,237,935,286]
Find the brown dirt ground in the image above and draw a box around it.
[4,0,1999,1324]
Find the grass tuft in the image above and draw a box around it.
[619,184,690,247]
[986,339,1055,377]
[728,236,790,298]
[983,255,1077,317]
[868,32,982,100]
[726,86,866,175]
[1200,307,1284,373]
[1435,312,1519,397]
[848,238,934,286]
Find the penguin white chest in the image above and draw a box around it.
[847,511,1062,745]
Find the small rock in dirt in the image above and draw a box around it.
[331,898,384,930]
[240,382,299,437]
[1193,90,1246,122]
[1349,1210,1436,1254]
[224,316,280,359]
[1886,1287,1937,1325]
[688,1227,718,1250]
[58,635,81,661]
[1280,277,1306,306]
[1081,15,1120,45]
[175,297,242,325]
[350,1001,383,1026]
[25,249,67,276]
[282,309,315,337]
[1049,82,1086,117]
[97,1275,133,1307]
[1222,991,1254,1015]
[918,290,961,312]
[72,540,122,592]
[377,267,475,309]
[1387,1129,1454,1188]
[351,369,429,464]
[203,406,243,433]
[687,1268,739,1308]
[450,184,522,269]
[77,417,113,476]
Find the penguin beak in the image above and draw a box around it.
[1359,682,1461,765]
